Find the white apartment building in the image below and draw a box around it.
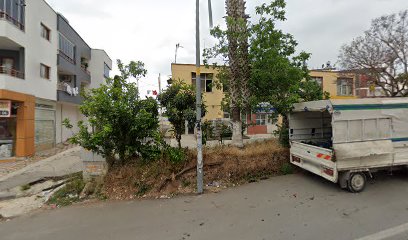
[0,0,112,158]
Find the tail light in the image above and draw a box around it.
[323,168,334,176]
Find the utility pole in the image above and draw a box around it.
[158,73,163,130]
[196,0,204,194]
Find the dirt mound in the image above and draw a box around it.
[103,139,289,200]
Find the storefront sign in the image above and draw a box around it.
[0,100,11,117]
[256,102,276,114]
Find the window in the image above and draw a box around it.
[104,63,111,78]
[0,0,25,30]
[337,78,353,96]
[41,23,51,41]
[59,33,76,63]
[40,64,50,79]
[311,76,323,88]
[191,72,213,93]
[256,114,267,126]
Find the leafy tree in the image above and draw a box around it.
[206,0,324,146]
[158,80,205,149]
[65,60,161,168]
[339,10,408,97]
[249,1,324,146]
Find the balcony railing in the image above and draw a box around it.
[81,66,90,76]
[0,11,24,31]
[0,66,24,79]
[58,50,76,65]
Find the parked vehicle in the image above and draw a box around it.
[289,98,408,192]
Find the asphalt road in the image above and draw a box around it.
[1,171,408,240]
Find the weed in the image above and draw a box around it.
[47,176,86,207]
[166,147,186,164]
[20,184,31,191]
[134,181,151,197]
[181,179,191,188]
[280,163,293,175]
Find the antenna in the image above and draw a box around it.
[174,43,183,63]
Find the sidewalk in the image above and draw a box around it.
[0,143,76,179]
[0,146,83,192]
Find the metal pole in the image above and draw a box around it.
[175,44,178,63]
[196,0,204,194]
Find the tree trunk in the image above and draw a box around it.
[231,106,243,148]
[226,0,249,148]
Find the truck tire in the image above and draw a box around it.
[348,172,366,193]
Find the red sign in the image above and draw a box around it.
[0,100,11,117]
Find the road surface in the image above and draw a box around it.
[1,171,408,240]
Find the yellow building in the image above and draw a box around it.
[171,63,225,120]
[309,69,358,99]
[171,64,360,124]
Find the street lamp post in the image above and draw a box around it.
[196,0,214,194]
[195,0,204,194]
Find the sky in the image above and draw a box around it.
[46,0,408,97]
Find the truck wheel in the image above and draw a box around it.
[348,172,366,193]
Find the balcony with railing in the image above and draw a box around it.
[57,75,82,104]
[0,0,25,31]
[0,66,24,79]
[0,48,25,80]
[58,49,75,65]
[0,11,24,31]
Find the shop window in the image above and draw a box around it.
[0,118,16,158]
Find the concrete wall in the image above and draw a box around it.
[56,103,81,144]
[171,63,225,120]
[88,49,112,89]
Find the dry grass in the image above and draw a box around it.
[103,139,289,200]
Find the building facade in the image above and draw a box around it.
[171,63,276,135]
[0,0,112,158]
[172,64,388,136]
[309,69,385,99]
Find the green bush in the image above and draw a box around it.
[221,124,233,139]
[280,163,293,175]
[64,60,161,168]
[166,147,186,164]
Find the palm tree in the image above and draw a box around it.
[225,0,250,148]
